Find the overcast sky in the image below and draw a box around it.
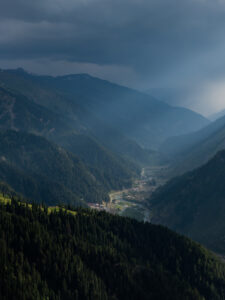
[1,0,225,115]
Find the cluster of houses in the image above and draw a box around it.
[88,202,106,211]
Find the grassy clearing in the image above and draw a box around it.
[0,194,77,216]
[0,194,11,205]
[47,206,77,216]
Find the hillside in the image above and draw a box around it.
[0,130,115,205]
[0,87,70,137]
[150,150,225,255]
[161,114,225,176]
[0,161,85,207]
[160,114,225,158]
[1,195,225,300]
[0,86,140,192]
[58,133,139,190]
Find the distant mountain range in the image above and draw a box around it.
[36,72,209,148]
[0,68,210,206]
[0,69,158,166]
[209,108,225,121]
[150,150,225,255]
[161,113,225,176]
[0,68,209,149]
[145,87,193,108]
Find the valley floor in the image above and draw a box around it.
[89,165,168,222]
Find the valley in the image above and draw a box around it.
[89,165,168,222]
[2,0,225,296]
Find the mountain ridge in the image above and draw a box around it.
[150,150,225,255]
[162,114,225,177]
[1,193,225,299]
[0,68,209,149]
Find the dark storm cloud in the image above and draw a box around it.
[0,0,224,65]
[1,0,225,113]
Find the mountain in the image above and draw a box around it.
[0,68,209,150]
[0,86,140,193]
[161,114,225,176]
[0,69,157,165]
[150,150,225,255]
[145,87,193,108]
[36,72,210,149]
[0,130,115,205]
[1,196,225,300]
[0,86,70,137]
[0,160,85,207]
[57,133,139,190]
[209,108,225,121]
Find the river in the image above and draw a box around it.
[105,165,168,222]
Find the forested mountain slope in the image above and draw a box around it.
[150,150,225,254]
[1,196,225,300]
[0,86,140,197]
[0,87,70,137]
[58,133,139,188]
[0,130,114,205]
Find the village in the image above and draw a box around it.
[88,165,168,222]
